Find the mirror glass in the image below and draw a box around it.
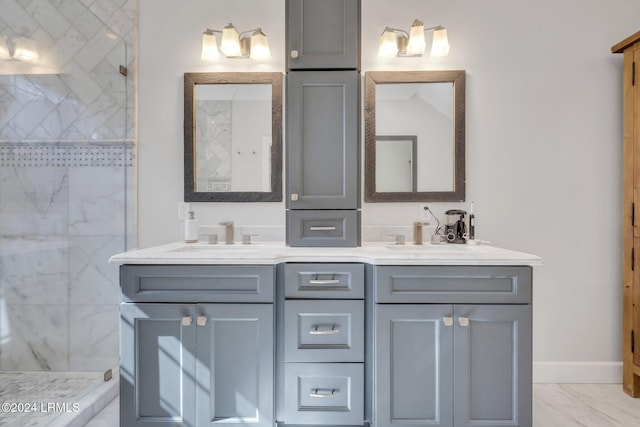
[184,72,282,202]
[365,71,465,202]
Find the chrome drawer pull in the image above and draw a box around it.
[309,324,340,335]
[309,388,337,398]
[309,279,341,285]
[309,226,337,231]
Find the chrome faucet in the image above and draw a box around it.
[220,221,234,244]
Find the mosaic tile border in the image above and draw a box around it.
[0,142,135,167]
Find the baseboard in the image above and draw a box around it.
[533,361,622,383]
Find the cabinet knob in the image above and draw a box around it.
[197,316,207,326]
[443,316,453,327]
[291,193,299,201]
[181,316,192,326]
[458,317,470,327]
[291,50,299,58]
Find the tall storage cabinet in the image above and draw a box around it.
[613,30,640,397]
[286,0,361,247]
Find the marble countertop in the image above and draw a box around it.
[109,241,542,266]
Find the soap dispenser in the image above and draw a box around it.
[184,211,199,243]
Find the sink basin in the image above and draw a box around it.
[170,244,264,252]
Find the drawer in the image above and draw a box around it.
[287,210,360,247]
[284,300,364,362]
[284,363,364,425]
[120,265,274,303]
[284,263,364,299]
[375,266,532,304]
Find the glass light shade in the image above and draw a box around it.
[406,21,426,55]
[0,35,10,60]
[378,30,399,58]
[201,32,219,61]
[249,30,271,61]
[220,23,242,57]
[431,27,450,57]
[13,37,39,63]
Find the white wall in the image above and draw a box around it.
[138,0,640,382]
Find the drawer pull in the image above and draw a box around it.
[458,317,470,327]
[443,316,453,327]
[309,324,340,335]
[197,316,207,326]
[309,226,337,231]
[181,316,192,326]
[309,388,338,398]
[309,279,341,285]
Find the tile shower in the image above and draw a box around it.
[0,0,136,423]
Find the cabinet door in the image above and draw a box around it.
[120,304,197,427]
[287,71,359,209]
[196,304,274,427]
[375,305,454,427]
[453,305,532,427]
[287,0,359,69]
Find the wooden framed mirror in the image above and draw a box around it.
[364,70,465,202]
[184,72,283,202]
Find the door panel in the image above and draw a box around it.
[287,71,359,209]
[375,304,454,427]
[196,304,274,427]
[453,305,532,427]
[120,304,197,427]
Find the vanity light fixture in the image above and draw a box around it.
[378,19,449,58]
[201,23,271,61]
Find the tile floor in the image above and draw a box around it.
[86,384,640,427]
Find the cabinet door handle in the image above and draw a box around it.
[309,388,337,398]
[309,226,337,231]
[291,193,299,201]
[443,316,453,327]
[309,279,341,285]
[291,50,299,58]
[458,317,470,327]
[309,324,340,335]
[181,316,192,326]
[197,316,207,326]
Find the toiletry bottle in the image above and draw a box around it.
[184,211,199,243]
[468,202,475,240]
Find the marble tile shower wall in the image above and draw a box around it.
[0,144,134,371]
[0,0,138,371]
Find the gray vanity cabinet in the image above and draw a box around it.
[120,265,275,427]
[286,0,359,70]
[286,70,359,210]
[286,70,360,246]
[373,266,532,427]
